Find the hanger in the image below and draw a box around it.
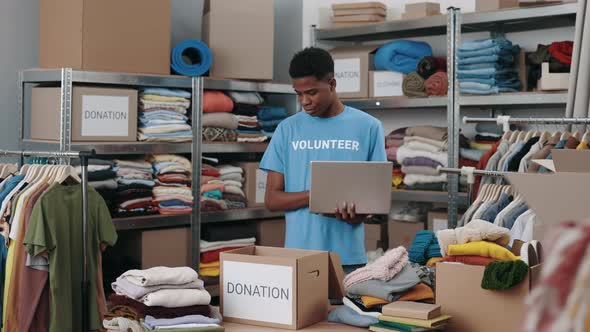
[538,131,550,145]
[574,131,583,140]
[582,131,590,144]
[502,130,512,141]
[517,131,527,142]
[509,130,520,143]
[57,165,81,184]
[561,131,572,141]
[524,130,534,142]
[474,184,489,204]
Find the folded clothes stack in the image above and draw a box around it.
[113,158,157,218]
[256,106,289,140]
[107,266,223,332]
[202,91,236,143]
[385,128,407,189]
[139,88,192,142]
[226,91,269,142]
[458,38,522,95]
[397,126,448,191]
[329,247,437,328]
[460,122,505,166]
[150,154,193,215]
[201,164,246,210]
[199,237,256,285]
[74,158,118,212]
[528,40,573,89]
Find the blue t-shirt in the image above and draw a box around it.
[260,106,387,265]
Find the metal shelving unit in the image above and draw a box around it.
[314,2,575,227]
[17,68,295,269]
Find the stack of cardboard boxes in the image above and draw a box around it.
[402,2,441,20]
[330,2,387,28]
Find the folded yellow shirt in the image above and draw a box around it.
[427,257,444,267]
[141,94,188,103]
[470,142,493,150]
[447,241,519,261]
[361,296,389,308]
[200,261,220,269]
[199,268,220,277]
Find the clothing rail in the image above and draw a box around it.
[437,166,516,205]
[0,149,95,332]
[463,116,590,132]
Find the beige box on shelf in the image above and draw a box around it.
[220,246,330,330]
[538,62,570,91]
[365,222,388,251]
[402,2,440,19]
[203,0,274,81]
[332,7,387,17]
[237,162,267,208]
[256,219,286,248]
[427,210,463,232]
[436,262,541,332]
[330,46,379,99]
[142,227,190,269]
[369,71,404,97]
[388,219,425,249]
[476,0,519,12]
[31,86,138,142]
[39,0,170,74]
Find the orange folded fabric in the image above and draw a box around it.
[201,183,225,193]
[441,255,499,266]
[203,91,234,113]
[425,72,448,96]
[398,283,434,302]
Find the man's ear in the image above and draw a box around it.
[329,77,337,92]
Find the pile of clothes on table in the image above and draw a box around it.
[328,246,437,328]
[107,266,223,331]
[112,158,158,218]
[458,38,521,95]
[201,163,247,211]
[139,88,192,142]
[150,154,193,215]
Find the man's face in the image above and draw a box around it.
[292,75,336,117]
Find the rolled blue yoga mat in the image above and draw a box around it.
[171,39,213,77]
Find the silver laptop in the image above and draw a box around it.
[309,161,393,215]
[552,149,590,173]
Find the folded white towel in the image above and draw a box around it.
[200,237,256,252]
[219,173,243,182]
[140,288,211,308]
[403,174,447,186]
[121,266,199,287]
[403,140,446,153]
[103,317,143,332]
[218,165,244,175]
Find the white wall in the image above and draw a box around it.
[301,0,575,137]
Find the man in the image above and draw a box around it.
[260,47,387,272]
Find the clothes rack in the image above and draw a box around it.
[463,116,590,132]
[437,166,515,205]
[0,149,96,332]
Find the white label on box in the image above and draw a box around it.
[81,95,129,137]
[433,218,448,233]
[334,58,361,93]
[373,71,404,97]
[223,261,293,325]
[255,169,267,204]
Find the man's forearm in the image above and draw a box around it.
[265,191,309,212]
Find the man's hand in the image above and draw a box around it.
[324,202,372,225]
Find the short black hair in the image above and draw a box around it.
[289,47,334,80]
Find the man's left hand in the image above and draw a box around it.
[324,202,371,225]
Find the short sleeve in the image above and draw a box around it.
[369,121,387,162]
[260,123,286,175]
[23,201,54,257]
[96,195,117,247]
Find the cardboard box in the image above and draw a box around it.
[333,7,387,17]
[331,46,379,99]
[475,0,519,12]
[369,71,404,97]
[365,222,388,251]
[203,0,274,81]
[141,228,190,269]
[404,2,441,19]
[31,86,138,142]
[538,62,570,91]
[517,50,528,91]
[332,2,387,11]
[257,219,286,247]
[39,0,170,74]
[388,219,425,249]
[220,246,329,330]
[237,162,267,208]
[436,262,541,332]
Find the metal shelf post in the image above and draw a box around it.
[191,77,204,270]
[447,7,461,229]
